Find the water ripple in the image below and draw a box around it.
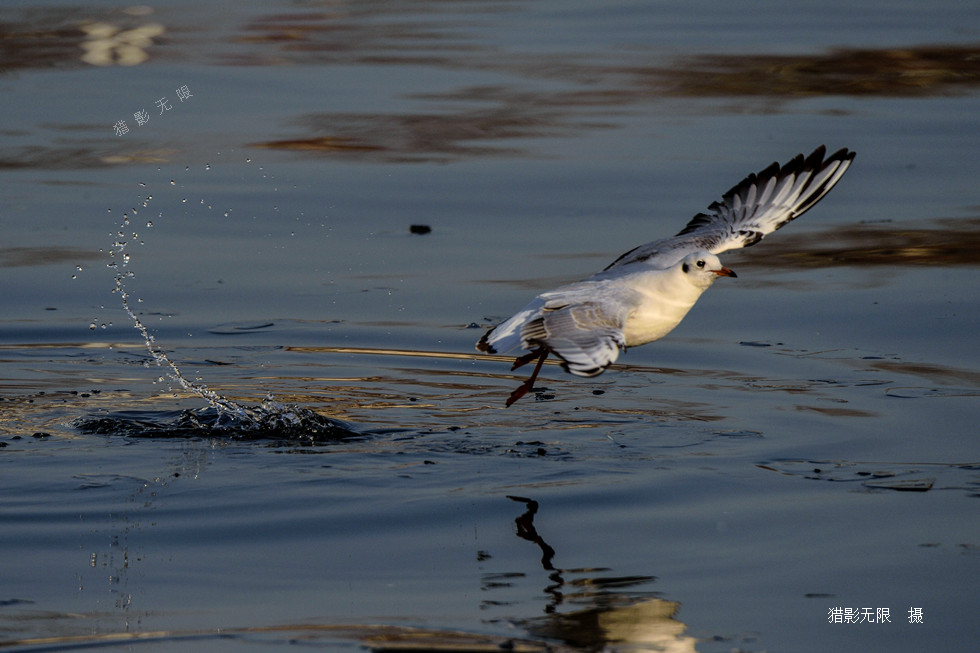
[70,403,360,444]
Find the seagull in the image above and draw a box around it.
[476,145,855,406]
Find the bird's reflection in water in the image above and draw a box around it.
[503,495,698,653]
[507,495,563,610]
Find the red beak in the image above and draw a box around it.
[712,267,737,278]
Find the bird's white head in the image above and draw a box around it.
[678,251,736,289]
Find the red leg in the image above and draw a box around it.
[506,348,548,407]
[511,348,544,371]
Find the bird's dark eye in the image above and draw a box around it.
[696,260,705,268]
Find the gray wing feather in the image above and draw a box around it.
[521,298,631,377]
[605,145,855,271]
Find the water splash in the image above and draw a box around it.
[108,202,245,416]
[71,400,358,444]
[92,169,358,442]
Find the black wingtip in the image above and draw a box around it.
[476,330,497,354]
[829,146,857,164]
[810,144,856,167]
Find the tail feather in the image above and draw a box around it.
[476,299,544,354]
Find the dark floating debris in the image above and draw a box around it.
[71,401,360,444]
[409,224,432,235]
[886,386,980,399]
[862,477,935,492]
[207,322,275,335]
[758,459,954,493]
[716,429,764,438]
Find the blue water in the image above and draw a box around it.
[1,1,978,651]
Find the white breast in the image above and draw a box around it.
[617,268,706,346]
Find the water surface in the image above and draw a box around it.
[1,1,978,651]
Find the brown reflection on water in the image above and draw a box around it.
[255,100,589,162]
[732,217,980,270]
[637,45,980,99]
[862,359,980,388]
[0,145,176,170]
[251,44,980,161]
[0,10,88,74]
[228,9,980,101]
[0,622,575,652]
[0,7,166,74]
[230,7,478,66]
[0,245,101,268]
[4,4,980,168]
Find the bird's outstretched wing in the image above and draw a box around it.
[605,145,855,271]
[520,296,632,377]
